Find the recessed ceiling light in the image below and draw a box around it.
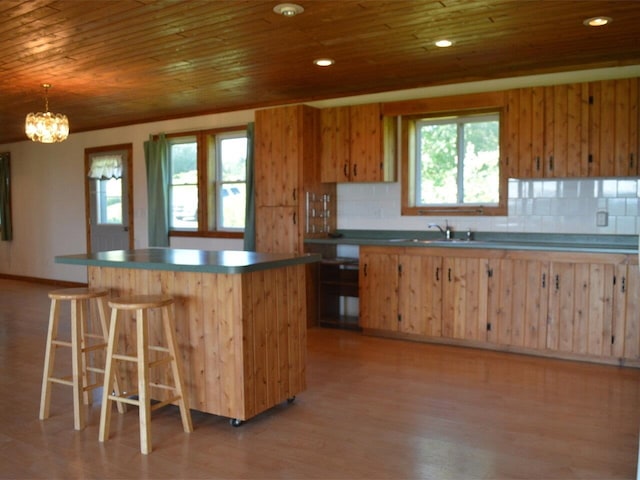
[273,3,304,17]
[434,39,454,48]
[583,16,612,27]
[314,58,335,67]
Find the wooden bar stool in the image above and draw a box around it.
[39,287,123,430]
[99,294,193,455]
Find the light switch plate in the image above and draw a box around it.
[596,210,608,227]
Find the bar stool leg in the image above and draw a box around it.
[95,297,126,415]
[39,298,60,421]
[137,307,152,455]
[162,305,193,433]
[79,299,92,407]
[99,307,120,444]
[70,299,85,431]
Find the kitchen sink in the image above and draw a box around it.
[387,238,473,244]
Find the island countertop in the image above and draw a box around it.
[55,247,321,274]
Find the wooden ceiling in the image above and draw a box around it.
[1,0,640,144]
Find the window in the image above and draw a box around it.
[402,110,506,216]
[168,128,247,235]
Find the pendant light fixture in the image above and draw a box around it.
[25,83,69,143]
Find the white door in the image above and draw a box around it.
[86,148,132,253]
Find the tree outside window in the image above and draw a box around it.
[402,110,506,216]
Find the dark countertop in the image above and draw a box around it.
[56,248,321,274]
[305,230,639,255]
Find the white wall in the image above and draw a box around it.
[1,65,639,283]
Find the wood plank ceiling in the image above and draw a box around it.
[1,0,639,144]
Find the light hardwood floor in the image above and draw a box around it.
[1,278,639,479]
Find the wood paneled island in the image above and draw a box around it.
[56,248,320,424]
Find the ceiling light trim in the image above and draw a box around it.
[583,16,612,27]
[313,58,335,67]
[273,3,304,17]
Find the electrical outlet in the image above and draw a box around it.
[596,210,608,227]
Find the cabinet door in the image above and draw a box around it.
[255,107,300,207]
[547,261,614,356]
[613,263,640,360]
[398,254,442,337]
[255,206,300,254]
[487,258,549,349]
[442,256,489,341]
[505,87,545,178]
[349,104,396,182]
[589,78,639,177]
[359,249,399,331]
[320,107,350,183]
[543,83,589,178]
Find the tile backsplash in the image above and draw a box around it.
[337,178,640,235]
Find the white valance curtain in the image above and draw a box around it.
[88,154,124,179]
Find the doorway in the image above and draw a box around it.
[84,144,134,253]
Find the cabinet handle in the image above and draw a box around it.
[353,164,358,177]
[436,267,440,281]
[549,155,554,171]
[555,274,560,291]
[536,156,540,171]
[292,212,297,225]
[343,163,349,178]
[292,188,297,202]
[363,264,368,277]
[621,276,626,293]
[542,273,546,288]
[448,268,452,282]
[630,153,635,170]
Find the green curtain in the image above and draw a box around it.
[0,153,12,242]
[144,134,170,247]
[243,122,256,251]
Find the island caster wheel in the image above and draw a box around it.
[230,418,243,427]
[287,396,296,404]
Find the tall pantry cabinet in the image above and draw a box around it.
[254,104,336,327]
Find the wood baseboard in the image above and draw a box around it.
[361,328,640,369]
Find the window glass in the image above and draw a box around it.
[169,139,198,230]
[95,178,123,224]
[416,114,499,207]
[216,134,247,230]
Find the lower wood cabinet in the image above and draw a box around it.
[359,246,640,367]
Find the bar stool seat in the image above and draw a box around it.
[39,287,123,430]
[99,294,193,455]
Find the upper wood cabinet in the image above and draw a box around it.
[320,103,397,183]
[255,105,312,207]
[505,77,639,178]
[588,78,639,177]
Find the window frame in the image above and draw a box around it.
[401,107,508,217]
[166,126,247,238]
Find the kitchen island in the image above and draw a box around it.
[56,248,321,424]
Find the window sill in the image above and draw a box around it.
[169,230,243,239]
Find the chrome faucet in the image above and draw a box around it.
[428,221,452,240]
